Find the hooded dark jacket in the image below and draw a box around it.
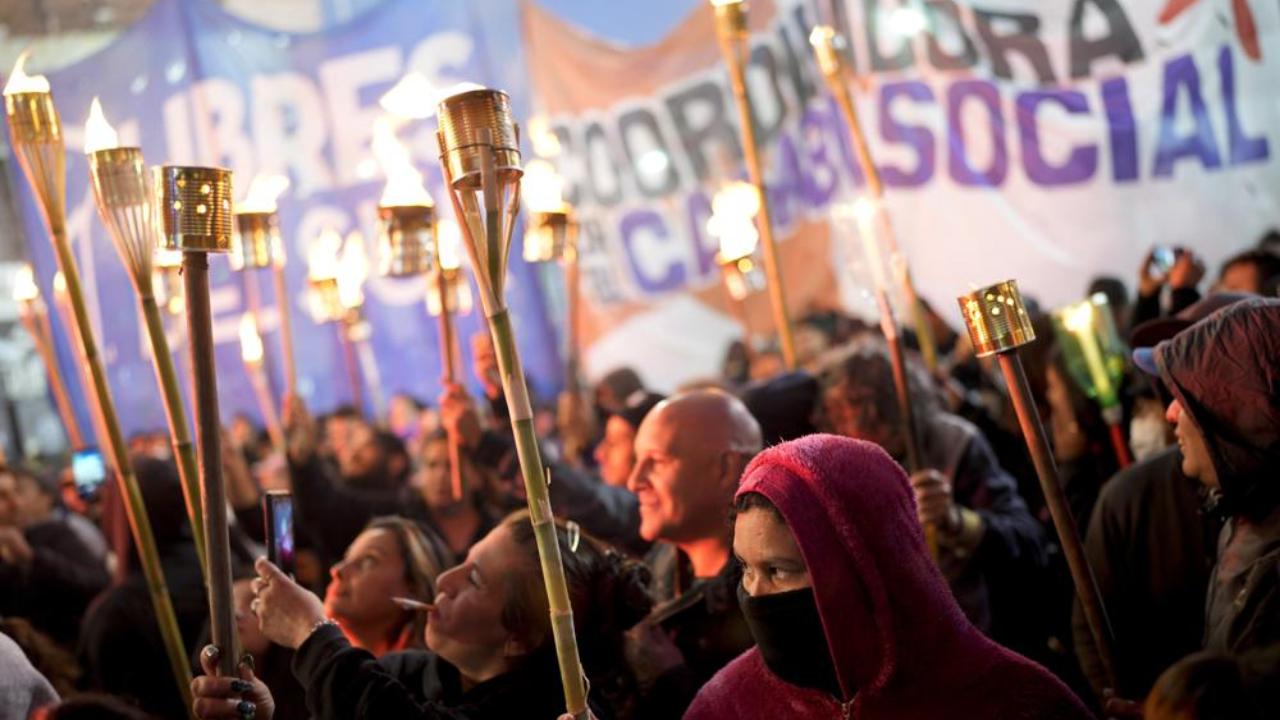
[1155,297,1280,654]
[685,435,1091,720]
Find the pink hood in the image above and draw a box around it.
[686,434,1092,719]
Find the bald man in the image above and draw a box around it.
[625,390,762,717]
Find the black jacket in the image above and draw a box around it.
[292,623,588,719]
[919,413,1049,640]
[1155,297,1280,655]
[1074,447,1219,699]
[638,545,754,719]
[0,516,110,647]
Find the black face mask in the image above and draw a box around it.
[738,584,843,699]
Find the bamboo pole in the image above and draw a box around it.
[811,26,939,371]
[18,299,85,450]
[272,265,299,399]
[88,143,208,574]
[433,270,465,501]
[6,85,195,715]
[438,91,588,718]
[713,0,797,369]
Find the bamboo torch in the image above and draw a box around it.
[846,199,937,557]
[372,116,468,499]
[958,280,1118,689]
[12,264,85,450]
[239,313,284,448]
[336,231,384,420]
[155,163,239,678]
[810,25,939,371]
[1052,295,1133,468]
[306,229,364,410]
[436,87,588,718]
[425,220,476,490]
[4,53,195,714]
[706,181,766,356]
[521,159,593,463]
[233,174,296,398]
[84,97,208,573]
[711,0,797,369]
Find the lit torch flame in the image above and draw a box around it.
[337,231,369,309]
[3,51,51,95]
[308,228,343,282]
[372,117,432,207]
[1061,300,1096,334]
[12,263,39,302]
[239,313,264,365]
[528,116,562,158]
[237,174,290,214]
[706,181,760,263]
[83,97,119,153]
[437,218,463,272]
[522,159,566,213]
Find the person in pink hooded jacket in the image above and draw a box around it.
[685,434,1093,719]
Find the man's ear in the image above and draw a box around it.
[718,451,746,494]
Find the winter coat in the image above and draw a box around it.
[685,434,1092,720]
[918,413,1049,638]
[1154,297,1280,655]
[1074,446,1219,699]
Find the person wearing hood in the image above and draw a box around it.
[1072,293,1247,701]
[1133,297,1280,655]
[686,434,1091,719]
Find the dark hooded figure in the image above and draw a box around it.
[1136,297,1280,655]
[686,435,1090,719]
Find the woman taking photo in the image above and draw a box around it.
[686,434,1092,719]
[191,512,650,719]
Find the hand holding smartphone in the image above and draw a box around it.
[263,491,296,577]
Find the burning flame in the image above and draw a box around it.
[336,231,369,309]
[372,116,432,207]
[4,51,50,95]
[237,174,290,214]
[308,228,343,281]
[1060,300,1096,334]
[83,97,119,154]
[437,218,463,271]
[154,247,183,269]
[239,313,264,364]
[706,182,760,262]
[437,82,486,103]
[528,116,562,158]
[522,160,566,213]
[379,72,436,120]
[12,263,38,302]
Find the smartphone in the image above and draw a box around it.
[263,491,296,577]
[1151,246,1177,274]
[71,448,107,500]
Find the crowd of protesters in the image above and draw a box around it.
[1,236,1278,719]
